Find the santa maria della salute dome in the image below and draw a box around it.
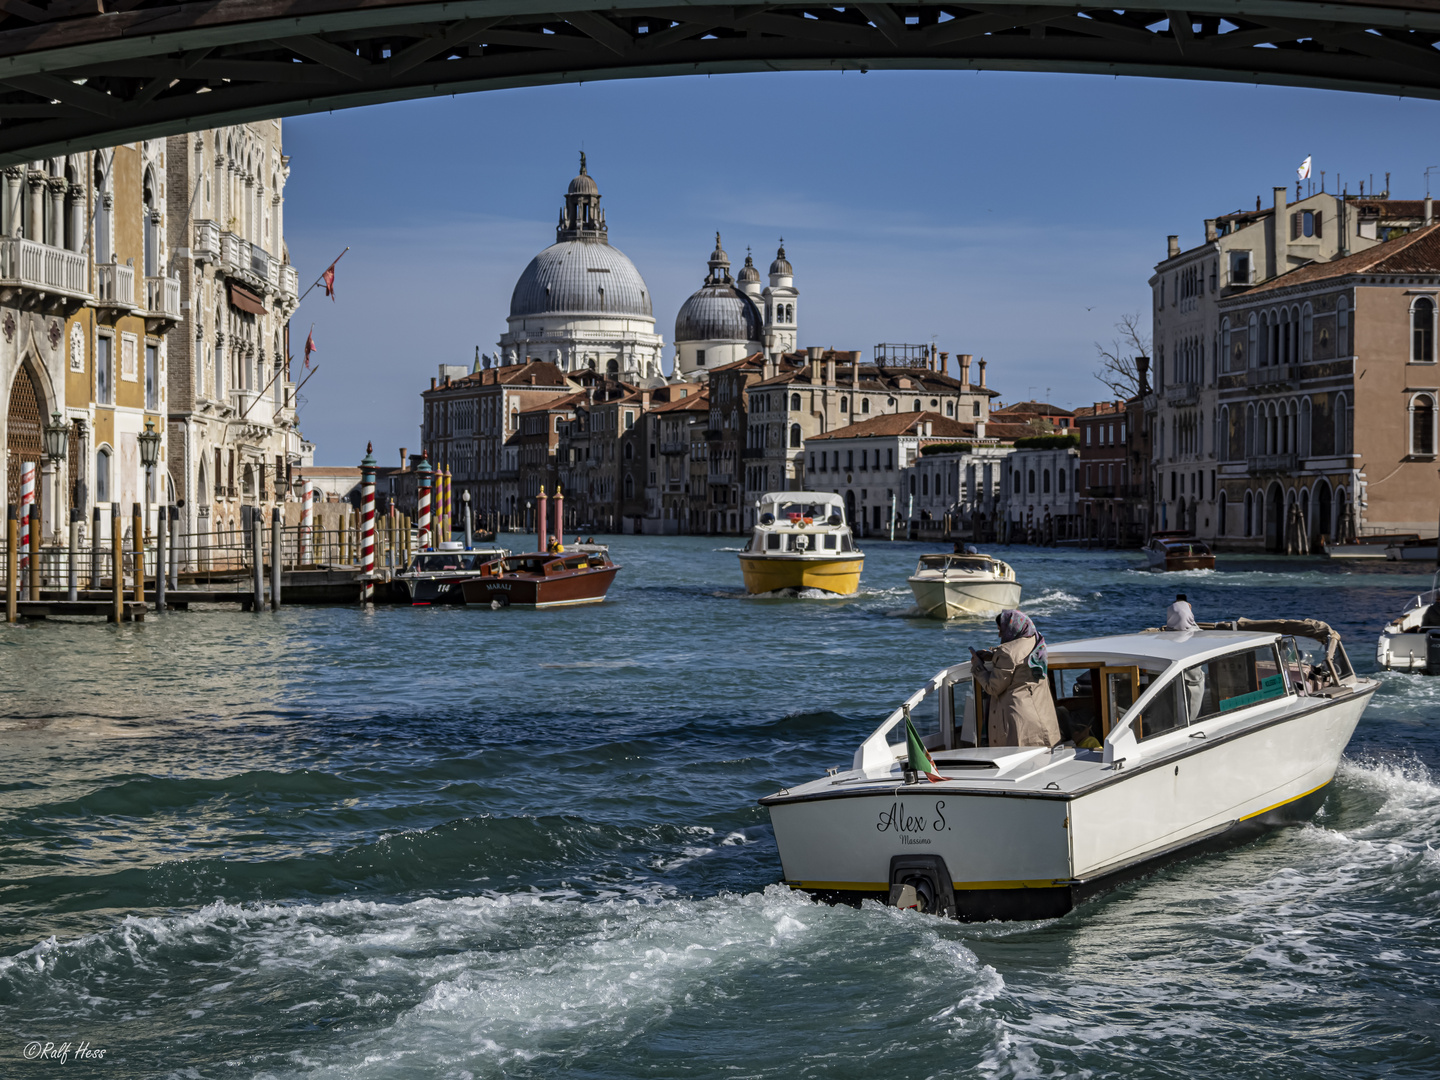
[494,156,798,384]
[497,155,665,383]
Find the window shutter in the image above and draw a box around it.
[1315,211,1323,238]
[1291,212,1300,240]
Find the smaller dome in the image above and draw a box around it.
[769,242,793,276]
[675,284,763,344]
[710,231,729,268]
[737,251,760,285]
[568,151,599,196]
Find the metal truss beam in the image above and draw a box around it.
[1,0,1440,164]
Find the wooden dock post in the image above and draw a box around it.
[270,507,281,610]
[155,506,167,612]
[28,506,40,599]
[67,508,80,601]
[110,506,123,623]
[6,504,17,624]
[131,503,144,605]
[252,510,264,612]
[90,506,101,589]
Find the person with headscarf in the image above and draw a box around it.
[970,609,1062,747]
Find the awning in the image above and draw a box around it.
[228,283,267,316]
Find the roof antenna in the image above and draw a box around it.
[1427,166,1440,197]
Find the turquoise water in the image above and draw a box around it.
[1,538,1437,1078]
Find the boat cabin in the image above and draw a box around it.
[746,491,858,554]
[484,551,608,577]
[913,553,1013,577]
[855,623,1359,775]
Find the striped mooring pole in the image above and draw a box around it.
[19,460,33,596]
[442,466,452,542]
[360,442,376,601]
[300,481,314,565]
[416,455,432,551]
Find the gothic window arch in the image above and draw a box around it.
[95,445,112,503]
[1412,296,1436,362]
[912,399,921,412]
[1335,392,1352,455]
[1300,397,1312,458]
[1301,303,1313,362]
[1247,313,1258,369]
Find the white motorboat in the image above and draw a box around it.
[394,541,509,605]
[739,492,863,595]
[761,619,1373,921]
[1377,571,1440,672]
[908,549,1021,619]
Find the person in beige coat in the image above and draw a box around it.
[970,609,1062,747]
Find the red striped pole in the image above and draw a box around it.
[416,456,433,551]
[19,461,33,596]
[360,443,376,601]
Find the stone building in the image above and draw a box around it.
[1,141,186,549]
[999,439,1082,542]
[1213,222,1440,548]
[908,443,1015,542]
[497,156,664,384]
[165,121,304,556]
[642,385,706,533]
[1075,399,1146,545]
[1147,184,1429,539]
[516,390,586,513]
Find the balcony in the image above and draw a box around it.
[1086,485,1116,498]
[660,440,687,455]
[1250,364,1294,386]
[742,447,765,459]
[0,237,89,303]
[94,260,135,309]
[193,220,220,263]
[221,230,249,274]
[1164,382,1199,406]
[251,246,280,289]
[1247,453,1298,472]
[280,264,299,298]
[144,274,183,328]
[708,472,733,485]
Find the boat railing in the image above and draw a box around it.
[855,664,965,773]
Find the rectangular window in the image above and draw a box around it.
[1229,250,1252,286]
[696,348,706,367]
[1085,427,1092,446]
[886,448,894,470]
[846,450,854,470]
[1134,676,1186,740]
[96,335,113,405]
[144,343,158,410]
[1188,645,1287,722]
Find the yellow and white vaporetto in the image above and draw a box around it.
[739,491,864,595]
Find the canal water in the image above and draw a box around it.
[1,538,1436,1078]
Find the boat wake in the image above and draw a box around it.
[1020,588,1089,615]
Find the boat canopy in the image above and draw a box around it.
[754,490,847,525]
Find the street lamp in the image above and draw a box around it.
[138,418,161,537]
[461,488,472,549]
[42,411,71,541]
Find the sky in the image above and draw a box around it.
[278,68,1440,465]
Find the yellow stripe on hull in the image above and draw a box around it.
[739,556,864,595]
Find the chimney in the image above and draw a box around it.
[1167,235,1180,258]
[430,377,437,390]
[807,345,823,364]
[852,354,859,389]
[1136,354,1150,395]
[825,356,836,386]
[399,448,407,467]
[959,353,972,388]
[1427,196,1434,226]
[1204,219,1218,242]
[976,420,986,440]
[978,358,987,388]
[1274,185,1289,275]
[763,356,777,380]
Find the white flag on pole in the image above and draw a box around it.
[1298,155,1313,180]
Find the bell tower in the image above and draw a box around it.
[557,151,607,243]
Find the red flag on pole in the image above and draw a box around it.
[322,263,336,300]
[304,326,316,369]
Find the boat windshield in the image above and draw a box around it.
[410,553,480,573]
[916,555,995,573]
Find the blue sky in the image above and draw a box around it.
[280,69,1440,465]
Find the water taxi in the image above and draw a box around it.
[1144,532,1215,571]
[908,548,1021,618]
[459,547,620,608]
[394,541,509,605]
[761,619,1372,920]
[739,491,863,595]
[1377,571,1440,672]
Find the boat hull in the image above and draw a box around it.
[459,566,618,608]
[908,577,1022,618]
[765,686,1372,920]
[739,555,863,595]
[401,576,469,605]
[1146,552,1216,571]
[1378,630,1432,671]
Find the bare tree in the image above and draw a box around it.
[1094,314,1152,400]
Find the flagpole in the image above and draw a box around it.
[297,246,349,304]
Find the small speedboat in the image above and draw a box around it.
[908,548,1021,618]
[395,542,509,605]
[761,618,1372,921]
[739,491,863,595]
[459,547,620,608]
[1377,571,1440,672]
[1145,533,1215,571]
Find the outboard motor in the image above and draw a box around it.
[1425,629,1440,675]
[887,855,955,918]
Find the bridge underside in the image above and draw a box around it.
[1,0,1440,164]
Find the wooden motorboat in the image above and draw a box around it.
[1145,532,1215,571]
[394,542,510,605]
[739,491,863,595]
[908,549,1021,619]
[459,548,620,608]
[761,619,1373,921]
[1377,570,1440,672]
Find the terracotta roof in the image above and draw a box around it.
[977,421,1033,442]
[808,411,973,441]
[992,400,1076,417]
[1240,222,1440,295]
[650,391,709,414]
[706,353,767,374]
[519,390,588,413]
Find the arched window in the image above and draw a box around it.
[791,393,801,411]
[1218,491,1227,535]
[862,399,871,414]
[922,474,929,496]
[1413,296,1436,362]
[912,399,921,412]
[1042,469,1051,494]
[623,474,634,498]
[1334,392,1351,455]
[1013,470,1021,494]
[840,396,848,413]
[1247,313,1257,369]
[95,446,111,503]
[1244,491,1253,537]
[1218,406,1228,462]
[945,402,954,417]
[1027,469,1036,494]
[1058,468,1067,493]
[1411,393,1436,456]
[623,441,633,461]
[1300,398,1312,458]
[789,423,801,448]
[1301,303,1313,362]
[1336,296,1349,356]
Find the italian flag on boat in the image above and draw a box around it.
[905,708,944,783]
